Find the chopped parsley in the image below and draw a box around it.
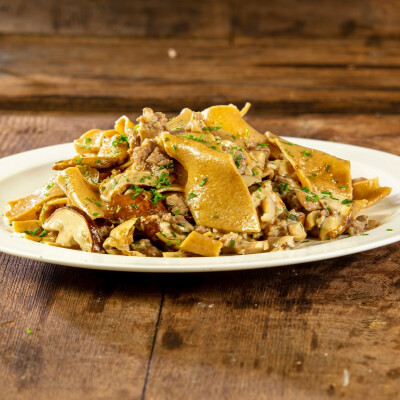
[284,149,294,158]
[301,187,311,193]
[116,205,121,213]
[95,201,101,207]
[150,189,164,205]
[183,134,206,143]
[235,154,243,168]
[166,241,172,246]
[245,128,249,136]
[93,213,99,217]
[229,239,235,248]
[96,159,101,164]
[188,193,197,200]
[112,133,129,147]
[45,183,54,190]
[325,164,331,172]
[173,145,177,151]
[155,172,171,188]
[251,170,258,176]
[131,185,143,200]
[38,229,48,238]
[26,328,32,334]
[257,143,269,147]
[158,162,174,170]
[24,227,39,236]
[387,228,393,231]
[338,185,348,189]
[76,157,82,164]
[202,125,222,131]
[308,173,317,180]
[131,204,138,209]
[306,193,319,202]
[301,150,313,157]
[341,199,353,206]
[279,182,290,194]
[172,210,180,215]
[199,177,207,187]
[232,135,236,140]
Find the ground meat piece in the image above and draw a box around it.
[131,239,162,257]
[165,193,189,216]
[286,209,306,226]
[264,220,289,238]
[162,213,194,233]
[127,130,141,155]
[136,108,169,140]
[146,147,174,176]
[140,215,161,241]
[130,139,156,169]
[281,189,303,211]
[244,138,257,150]
[194,225,212,234]
[233,151,247,174]
[346,215,369,236]
[221,142,247,174]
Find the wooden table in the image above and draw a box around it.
[1,1,400,399]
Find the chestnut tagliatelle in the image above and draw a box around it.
[5,104,392,257]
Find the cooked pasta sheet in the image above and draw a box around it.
[5,104,392,257]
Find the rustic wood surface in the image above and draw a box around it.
[1,0,400,399]
[0,113,399,400]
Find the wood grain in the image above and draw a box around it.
[146,245,400,400]
[0,113,399,399]
[0,0,230,39]
[0,253,163,400]
[2,37,400,113]
[1,0,400,41]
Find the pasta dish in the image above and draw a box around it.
[5,104,391,257]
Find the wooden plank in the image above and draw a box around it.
[233,0,400,40]
[145,244,400,400]
[2,37,400,114]
[0,254,163,399]
[0,0,230,39]
[1,0,400,41]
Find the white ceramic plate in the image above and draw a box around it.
[0,138,399,272]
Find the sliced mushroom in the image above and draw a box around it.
[104,191,167,222]
[43,206,103,252]
[288,222,307,242]
[39,197,68,222]
[267,236,296,252]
